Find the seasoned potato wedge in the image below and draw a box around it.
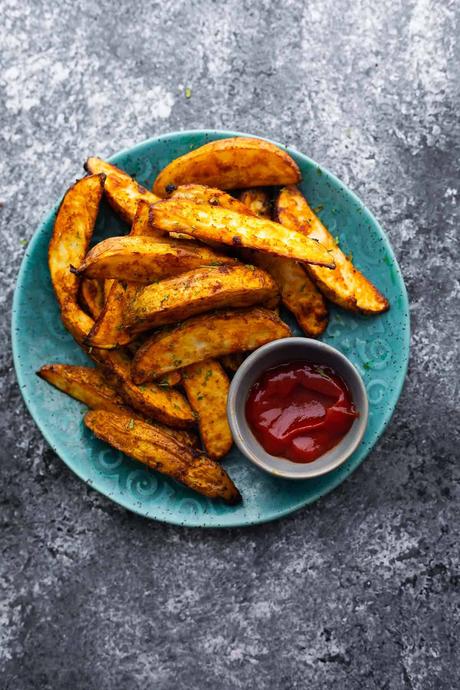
[153,137,300,196]
[37,364,197,447]
[76,235,236,282]
[84,410,241,504]
[123,264,279,334]
[86,201,160,349]
[182,360,232,460]
[49,174,105,309]
[150,200,334,267]
[37,364,125,411]
[132,307,291,383]
[276,186,389,314]
[79,278,105,319]
[170,184,257,215]
[84,157,160,224]
[238,188,328,336]
[239,188,272,218]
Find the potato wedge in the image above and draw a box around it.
[149,200,334,267]
[84,410,241,504]
[153,137,300,196]
[75,235,237,282]
[37,364,197,447]
[49,174,105,310]
[276,186,389,314]
[170,184,257,215]
[86,200,166,349]
[239,188,272,218]
[132,307,291,383]
[182,360,232,460]
[123,264,279,334]
[238,188,328,336]
[79,278,105,319]
[84,157,160,224]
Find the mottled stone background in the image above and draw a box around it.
[1,0,459,688]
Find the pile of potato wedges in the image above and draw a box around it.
[39,137,389,505]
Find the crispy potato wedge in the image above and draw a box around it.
[132,307,291,383]
[84,157,160,224]
[37,364,197,447]
[239,188,272,218]
[153,137,301,196]
[150,200,334,267]
[49,174,105,310]
[221,352,247,373]
[276,186,390,314]
[79,278,105,319]
[84,410,241,504]
[76,235,237,282]
[123,263,279,334]
[170,184,257,215]
[182,360,232,460]
[238,188,328,336]
[87,200,165,348]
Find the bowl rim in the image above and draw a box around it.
[227,337,370,480]
[11,128,410,528]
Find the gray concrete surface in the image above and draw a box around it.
[1,0,459,688]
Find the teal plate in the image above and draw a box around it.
[12,130,410,527]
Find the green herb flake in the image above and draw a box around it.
[196,392,205,401]
[312,204,324,214]
[363,361,372,370]
[185,86,192,99]
[127,418,135,430]
[158,380,170,389]
[204,369,213,383]
[316,167,323,176]
[19,238,28,247]
[88,346,93,353]
[172,357,182,367]
[334,235,340,246]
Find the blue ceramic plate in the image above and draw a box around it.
[12,130,410,527]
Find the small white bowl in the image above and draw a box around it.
[227,337,369,479]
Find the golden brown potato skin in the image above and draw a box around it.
[84,157,160,224]
[153,137,301,196]
[150,200,334,267]
[76,235,237,282]
[238,188,328,337]
[276,186,389,314]
[84,410,241,504]
[182,359,232,460]
[79,278,105,320]
[37,364,197,447]
[123,264,279,334]
[49,174,105,310]
[132,307,291,383]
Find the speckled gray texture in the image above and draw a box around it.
[1,0,459,688]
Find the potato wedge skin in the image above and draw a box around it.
[84,410,241,504]
[123,264,279,334]
[238,188,328,336]
[276,186,390,314]
[79,278,105,320]
[153,137,300,196]
[170,184,257,216]
[84,157,160,224]
[182,360,232,460]
[150,200,334,268]
[76,235,237,282]
[49,174,105,309]
[37,364,197,447]
[132,307,291,383]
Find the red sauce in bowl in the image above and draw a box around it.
[245,361,359,463]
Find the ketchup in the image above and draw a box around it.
[245,361,358,463]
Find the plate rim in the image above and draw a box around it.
[11,128,410,528]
